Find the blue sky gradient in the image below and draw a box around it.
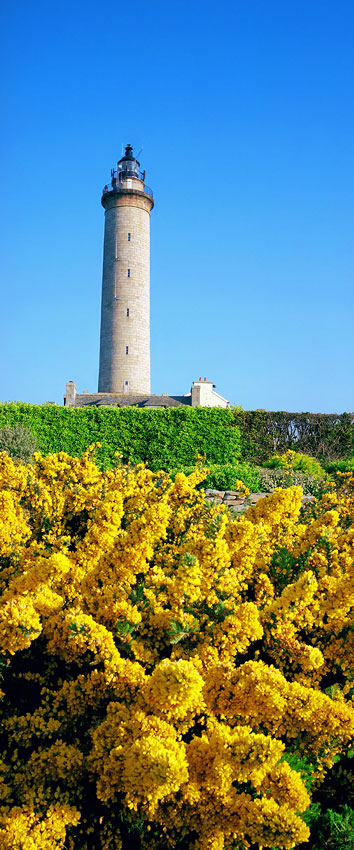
[1,0,353,411]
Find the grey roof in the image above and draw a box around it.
[74,393,192,408]
[169,395,191,406]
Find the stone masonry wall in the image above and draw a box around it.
[205,489,314,512]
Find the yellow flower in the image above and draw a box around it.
[0,450,353,850]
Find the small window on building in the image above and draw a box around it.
[128,233,131,241]
[126,308,129,317]
[125,346,129,355]
[127,269,130,277]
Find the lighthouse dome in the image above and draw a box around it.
[117,144,140,178]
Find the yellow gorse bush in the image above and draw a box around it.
[0,449,354,850]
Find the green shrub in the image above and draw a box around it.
[256,467,330,497]
[170,462,331,497]
[169,461,261,492]
[323,457,354,474]
[264,451,326,478]
[0,424,38,464]
[0,404,241,471]
[204,461,261,491]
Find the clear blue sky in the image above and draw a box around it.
[1,0,353,412]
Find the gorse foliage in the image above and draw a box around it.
[324,457,354,474]
[1,451,354,849]
[311,805,354,849]
[264,451,326,479]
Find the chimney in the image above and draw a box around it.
[64,381,77,407]
[191,377,214,407]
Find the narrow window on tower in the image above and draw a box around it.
[126,346,129,355]
[127,269,130,277]
[126,308,129,317]
[128,233,131,241]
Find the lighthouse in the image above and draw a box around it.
[98,145,154,395]
[64,148,230,410]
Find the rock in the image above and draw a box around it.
[224,498,245,506]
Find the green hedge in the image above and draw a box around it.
[0,404,241,471]
[4,403,353,471]
[233,410,354,462]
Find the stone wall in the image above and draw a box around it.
[205,488,314,513]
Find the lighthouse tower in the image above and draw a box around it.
[98,145,154,395]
